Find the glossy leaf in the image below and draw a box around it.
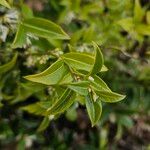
[23,18,70,39]
[44,88,75,116]
[90,42,104,75]
[85,94,102,126]
[0,0,11,9]
[0,53,18,75]
[62,52,107,74]
[24,60,69,85]
[95,90,125,103]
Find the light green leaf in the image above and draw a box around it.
[134,0,145,22]
[136,24,150,36]
[85,94,102,127]
[89,75,111,91]
[0,53,18,75]
[21,101,52,115]
[12,17,70,48]
[21,4,34,19]
[0,0,11,9]
[12,24,26,48]
[90,42,104,75]
[146,11,150,25]
[24,60,69,85]
[44,88,75,116]
[22,17,70,40]
[95,90,125,103]
[117,18,134,32]
[62,52,107,74]
[37,117,50,132]
[67,81,89,96]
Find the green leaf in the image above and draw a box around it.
[146,11,150,25]
[12,24,26,48]
[21,4,34,19]
[136,24,150,36]
[90,42,104,75]
[0,0,11,9]
[62,52,107,74]
[37,117,50,132]
[21,101,52,115]
[134,0,145,22]
[85,94,102,126]
[67,81,89,96]
[89,75,111,91]
[44,88,75,116]
[0,53,18,75]
[23,17,69,39]
[119,116,134,128]
[95,90,125,103]
[24,60,69,85]
[117,18,134,32]
[12,17,70,48]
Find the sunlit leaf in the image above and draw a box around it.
[95,90,125,103]
[0,0,11,9]
[23,17,70,40]
[24,60,69,85]
[134,0,145,22]
[62,52,107,74]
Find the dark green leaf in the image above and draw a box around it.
[0,53,18,75]
[37,117,50,132]
[85,94,102,127]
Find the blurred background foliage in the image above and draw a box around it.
[0,0,150,149]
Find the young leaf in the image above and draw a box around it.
[95,90,125,103]
[85,94,102,126]
[44,88,75,116]
[0,53,18,75]
[90,42,104,75]
[22,17,70,40]
[24,60,69,85]
[0,0,11,9]
[62,52,107,74]
[12,24,26,48]
[67,81,89,96]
